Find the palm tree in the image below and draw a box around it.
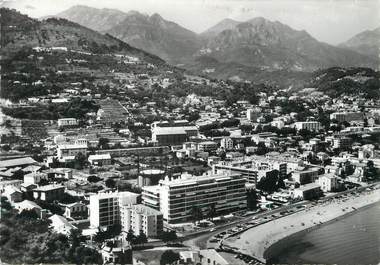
[190,205,203,223]
[207,203,217,221]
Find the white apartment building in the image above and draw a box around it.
[88,153,112,166]
[120,204,163,238]
[330,112,363,123]
[197,141,218,152]
[294,121,321,132]
[89,191,140,228]
[220,137,234,150]
[57,144,88,160]
[142,173,247,223]
[246,108,261,121]
[292,167,320,185]
[315,174,339,192]
[58,118,78,127]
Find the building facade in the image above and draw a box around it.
[58,118,78,127]
[120,204,163,238]
[142,173,247,223]
[89,191,140,228]
[295,121,321,132]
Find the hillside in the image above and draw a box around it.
[0,8,164,65]
[54,6,202,64]
[309,67,380,98]
[107,12,202,64]
[55,5,129,32]
[197,17,377,72]
[200,18,241,39]
[339,27,380,59]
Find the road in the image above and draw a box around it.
[182,186,369,249]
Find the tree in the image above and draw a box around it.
[74,152,87,169]
[136,230,148,245]
[256,170,280,193]
[105,178,116,189]
[189,205,203,223]
[87,175,101,183]
[206,203,216,220]
[98,138,109,149]
[160,230,177,243]
[126,228,135,244]
[160,250,180,265]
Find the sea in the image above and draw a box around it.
[270,201,380,265]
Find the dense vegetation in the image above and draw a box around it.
[2,98,99,120]
[310,67,380,99]
[0,197,101,264]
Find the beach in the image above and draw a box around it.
[223,187,380,262]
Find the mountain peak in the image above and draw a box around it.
[247,16,270,24]
[201,18,241,38]
[151,13,163,20]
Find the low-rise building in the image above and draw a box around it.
[294,183,322,200]
[33,184,65,202]
[62,202,88,219]
[197,141,218,153]
[315,174,339,192]
[220,137,234,150]
[88,153,112,166]
[292,167,319,185]
[3,186,23,203]
[49,214,77,235]
[14,200,44,218]
[152,126,198,146]
[58,118,78,127]
[330,112,363,123]
[57,144,88,160]
[294,121,321,132]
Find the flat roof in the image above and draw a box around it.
[0,157,37,168]
[153,126,198,135]
[159,173,242,187]
[34,184,65,191]
[297,183,321,191]
[88,154,111,160]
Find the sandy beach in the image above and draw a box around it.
[224,187,380,262]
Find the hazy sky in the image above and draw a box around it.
[2,0,380,44]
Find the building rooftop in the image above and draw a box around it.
[124,204,162,216]
[159,173,243,187]
[153,126,198,136]
[0,157,37,168]
[296,183,321,191]
[34,184,65,192]
[58,144,88,149]
[90,191,139,200]
[88,154,111,160]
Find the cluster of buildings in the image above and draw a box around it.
[1,43,380,265]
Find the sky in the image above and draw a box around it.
[1,0,379,45]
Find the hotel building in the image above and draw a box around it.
[142,173,247,223]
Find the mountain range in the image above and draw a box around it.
[339,27,380,59]
[54,5,378,77]
[0,7,164,65]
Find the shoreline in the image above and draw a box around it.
[223,187,380,263]
[263,200,380,263]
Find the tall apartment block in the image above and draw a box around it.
[89,191,140,228]
[142,173,247,223]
